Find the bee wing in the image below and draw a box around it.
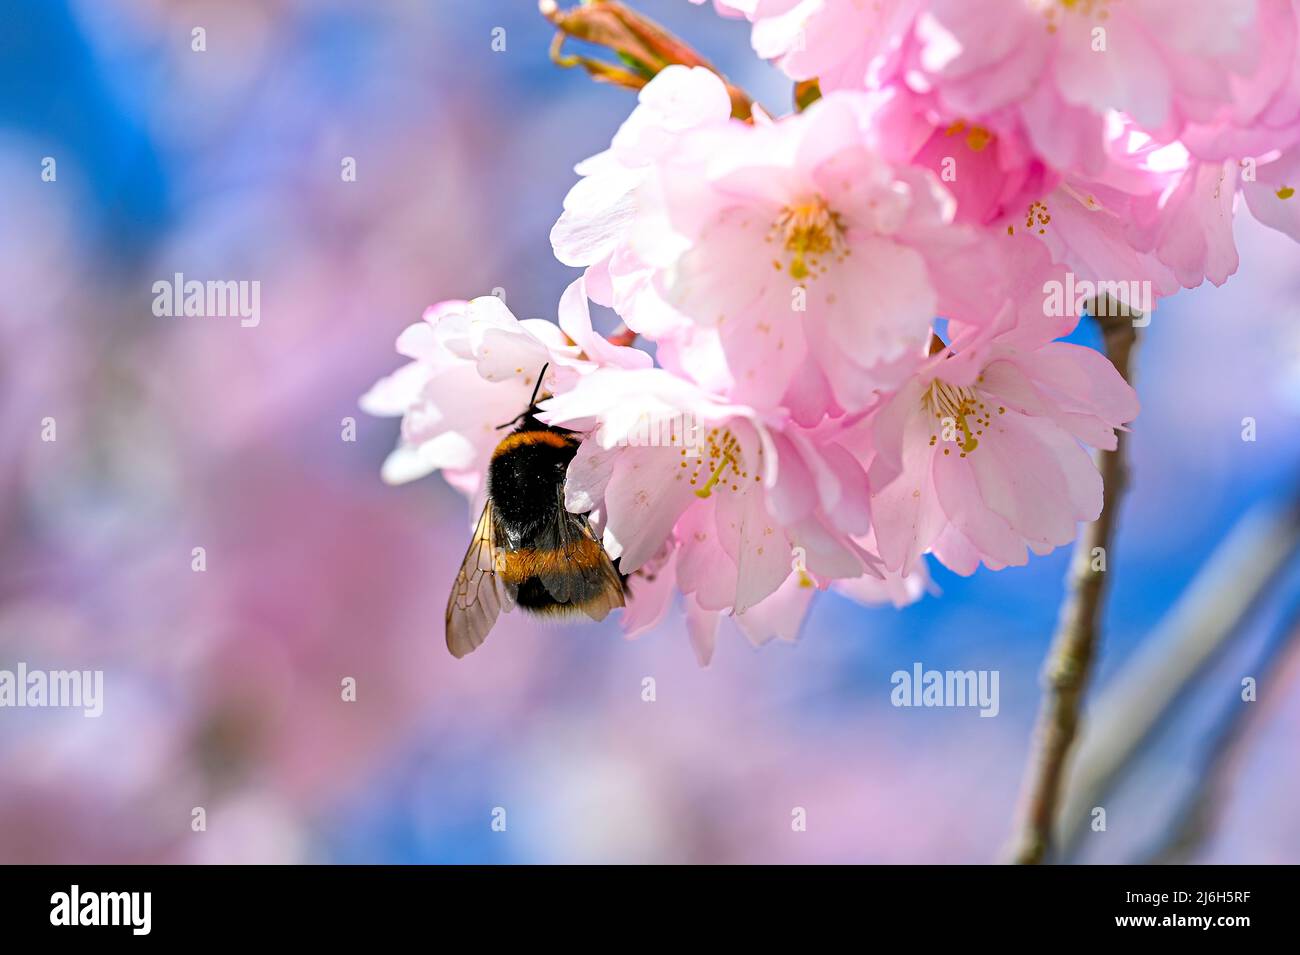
[445,500,515,658]
[535,489,626,622]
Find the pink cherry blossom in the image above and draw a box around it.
[720,1,1280,180]
[1099,133,1300,293]
[861,294,1139,576]
[683,0,1300,312]
[550,65,735,297]
[833,528,933,609]
[727,0,1263,139]
[1126,158,1241,289]
[687,0,754,18]
[859,87,1236,305]
[688,573,820,667]
[1243,145,1300,241]
[745,0,921,93]
[588,90,997,417]
[873,8,1298,296]
[913,0,1260,150]
[360,296,574,492]
[1050,138,1293,297]
[359,0,1300,663]
[1177,0,1300,161]
[855,84,1061,229]
[359,282,646,495]
[537,366,881,650]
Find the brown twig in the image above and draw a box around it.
[539,0,753,120]
[606,323,637,348]
[1007,308,1139,864]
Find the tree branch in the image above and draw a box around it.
[1007,309,1139,864]
[539,0,754,119]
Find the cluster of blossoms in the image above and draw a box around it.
[366,1,1300,662]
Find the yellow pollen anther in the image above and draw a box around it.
[694,453,734,498]
[1041,0,1110,30]
[945,119,994,152]
[1025,199,1051,235]
[924,379,986,455]
[772,196,845,282]
[688,429,746,499]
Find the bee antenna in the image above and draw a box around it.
[494,364,552,430]
[528,362,550,409]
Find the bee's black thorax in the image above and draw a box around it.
[487,415,578,547]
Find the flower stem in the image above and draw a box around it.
[539,0,753,119]
[1007,308,1140,864]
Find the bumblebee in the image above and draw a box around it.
[446,365,625,657]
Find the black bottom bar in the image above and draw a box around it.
[0,864,1285,941]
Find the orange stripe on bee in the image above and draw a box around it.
[491,429,576,459]
[499,539,605,583]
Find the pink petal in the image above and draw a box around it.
[602,446,701,573]
[685,594,721,667]
[931,446,1028,569]
[734,572,817,646]
[622,546,679,639]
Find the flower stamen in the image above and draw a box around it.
[689,428,745,497]
[924,379,988,455]
[694,453,734,498]
[771,196,846,281]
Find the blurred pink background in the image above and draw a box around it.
[2,0,1299,863]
